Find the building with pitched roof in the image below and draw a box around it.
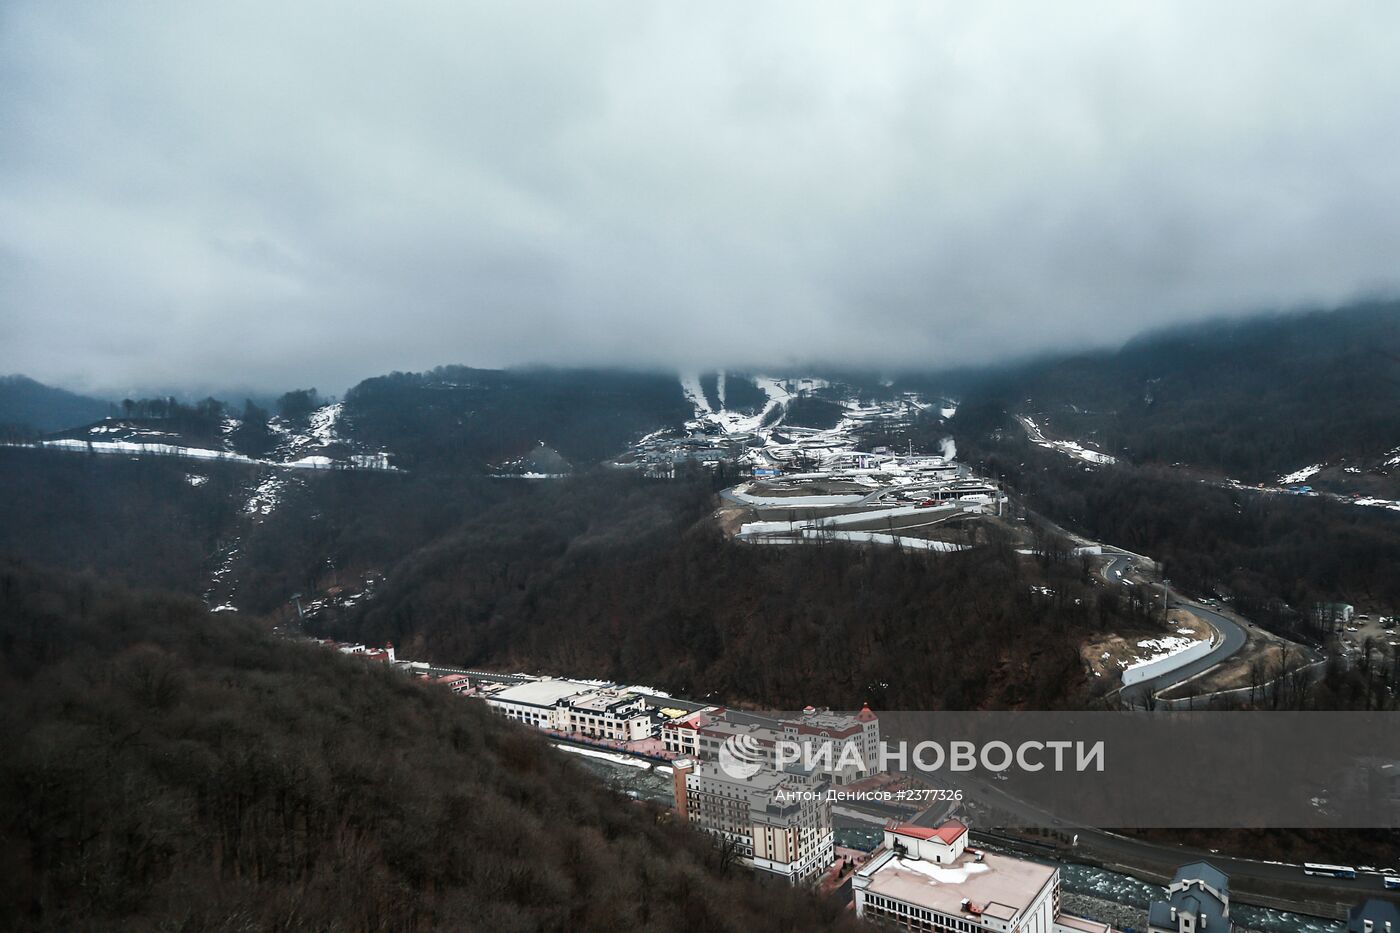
[1349,900,1400,933]
[1147,862,1231,933]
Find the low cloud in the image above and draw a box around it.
[3,1,1400,393]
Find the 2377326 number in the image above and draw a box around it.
[895,789,962,801]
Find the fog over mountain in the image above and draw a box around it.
[4,1,1400,393]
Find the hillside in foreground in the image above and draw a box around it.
[0,561,861,933]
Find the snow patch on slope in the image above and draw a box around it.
[1278,464,1324,484]
[680,374,712,416]
[22,401,397,473]
[1018,416,1117,465]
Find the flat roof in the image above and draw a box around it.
[635,692,708,713]
[488,679,592,708]
[568,689,640,712]
[860,849,1056,921]
[1055,913,1112,933]
[699,719,781,744]
[689,761,788,792]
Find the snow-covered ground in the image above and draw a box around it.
[1018,416,1117,465]
[671,372,953,466]
[551,743,653,770]
[39,437,262,463]
[243,474,286,517]
[20,401,399,473]
[33,435,386,471]
[887,854,990,885]
[1277,464,1323,484]
[1222,476,1400,513]
[684,373,794,437]
[796,530,968,551]
[1120,635,1197,672]
[728,486,868,508]
[1351,496,1400,511]
[628,373,959,481]
[703,377,996,554]
[740,502,962,534]
[1016,414,1400,514]
[679,374,713,417]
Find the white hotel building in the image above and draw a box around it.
[854,822,1114,933]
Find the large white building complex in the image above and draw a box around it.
[483,678,594,729]
[854,822,1114,933]
[672,758,836,884]
[483,679,660,741]
[662,704,880,784]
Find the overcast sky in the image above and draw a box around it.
[3,2,1400,395]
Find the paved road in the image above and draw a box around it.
[1121,599,1249,706]
[1092,552,1250,706]
[962,775,1396,902]
[1101,554,1133,585]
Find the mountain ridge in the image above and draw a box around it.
[0,374,111,434]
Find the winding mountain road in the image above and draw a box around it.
[1119,589,1250,705]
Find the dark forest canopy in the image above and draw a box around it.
[779,395,845,430]
[316,471,1156,711]
[0,561,863,933]
[699,371,770,414]
[910,301,1400,482]
[0,446,1160,712]
[342,365,692,470]
[0,448,248,595]
[0,448,523,613]
[873,401,1400,633]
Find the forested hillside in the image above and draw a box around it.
[869,389,1400,631]
[0,561,862,933]
[0,375,110,435]
[342,366,691,469]
[927,302,1400,484]
[0,448,533,616]
[698,371,769,413]
[0,449,248,594]
[988,431,1400,621]
[780,395,846,430]
[319,471,1158,710]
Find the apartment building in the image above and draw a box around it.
[672,758,835,884]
